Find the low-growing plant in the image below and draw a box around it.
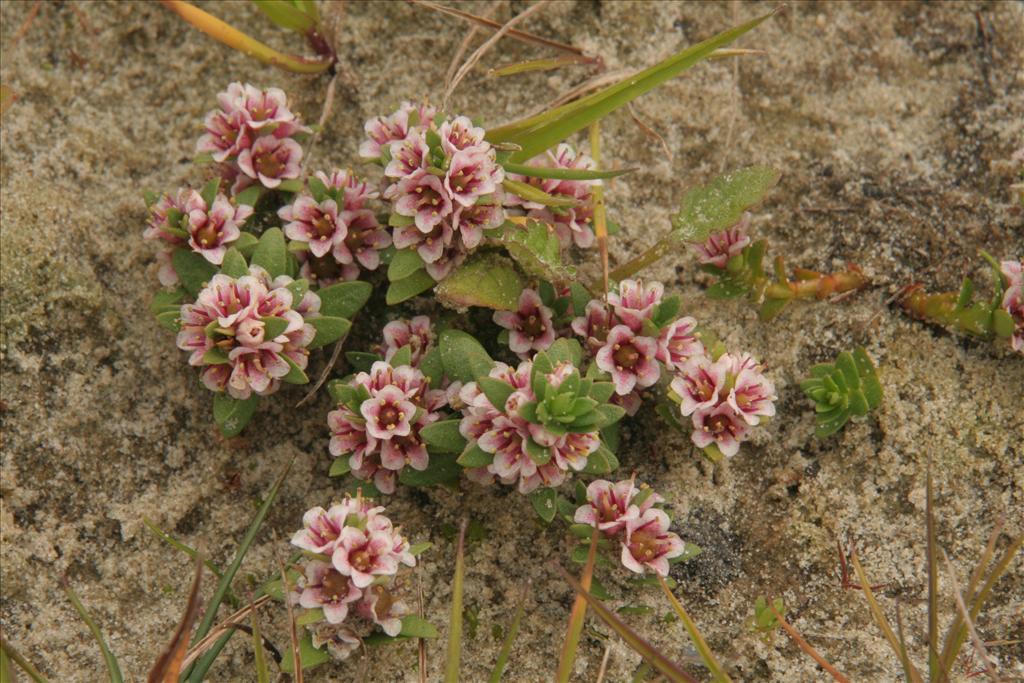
[799,346,883,438]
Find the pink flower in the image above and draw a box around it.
[690,402,749,457]
[1001,281,1023,353]
[444,150,503,208]
[571,299,612,353]
[493,288,556,357]
[574,479,643,535]
[670,354,727,417]
[423,243,466,281]
[393,170,453,232]
[144,189,189,245]
[1001,260,1023,289]
[393,221,454,264]
[296,560,362,624]
[197,108,252,162]
[595,325,661,395]
[314,169,379,209]
[237,135,303,189]
[505,144,597,249]
[332,526,405,588]
[237,84,300,133]
[656,317,704,371]
[384,135,429,179]
[361,385,417,440]
[452,202,503,250]
[621,508,685,577]
[280,195,345,258]
[693,216,751,268]
[357,585,409,637]
[185,191,252,265]
[608,279,664,331]
[438,115,487,156]
[340,210,391,272]
[291,504,349,554]
[359,101,436,158]
[382,316,434,367]
[311,623,361,661]
[727,360,776,425]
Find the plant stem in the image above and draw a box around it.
[444,520,467,683]
[607,235,676,284]
[767,605,851,683]
[556,528,600,683]
[762,265,868,301]
[656,576,732,683]
[0,634,51,683]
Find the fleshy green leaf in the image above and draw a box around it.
[502,162,634,181]
[329,458,351,477]
[420,420,469,453]
[172,248,218,297]
[149,287,188,316]
[439,330,494,383]
[308,316,351,350]
[492,220,577,285]
[212,394,259,438]
[202,347,230,365]
[671,165,780,244]
[386,269,436,305]
[501,179,578,207]
[252,0,317,32]
[235,185,262,207]
[530,488,558,523]
[345,351,382,373]
[456,443,493,468]
[478,378,515,411]
[581,444,619,475]
[156,310,182,332]
[260,316,290,340]
[281,354,310,384]
[279,633,331,674]
[199,178,220,207]
[435,253,525,311]
[251,227,288,278]
[388,248,426,282]
[220,248,249,278]
[399,453,461,487]
[420,347,445,388]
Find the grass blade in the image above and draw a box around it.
[556,528,599,683]
[848,546,924,683]
[160,0,332,73]
[278,552,303,683]
[492,8,779,161]
[149,559,204,683]
[553,564,698,683]
[63,580,124,683]
[501,162,633,181]
[657,576,732,682]
[926,465,940,680]
[589,122,610,298]
[250,599,270,683]
[489,55,596,78]
[185,458,293,682]
[768,604,850,683]
[0,633,51,683]
[940,550,1000,683]
[143,518,232,596]
[488,583,528,683]
[444,520,467,683]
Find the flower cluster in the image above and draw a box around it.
[197,82,309,192]
[290,499,416,661]
[362,102,506,281]
[458,346,622,494]
[572,279,704,413]
[280,169,391,285]
[574,479,685,577]
[493,288,557,359]
[328,360,449,494]
[504,143,598,249]
[176,265,319,399]
[670,351,775,457]
[1000,259,1023,353]
[693,215,752,268]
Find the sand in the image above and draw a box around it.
[1,1,1022,681]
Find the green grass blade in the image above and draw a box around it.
[0,634,52,683]
[63,581,124,683]
[502,162,634,181]
[488,583,528,683]
[251,601,270,683]
[495,9,778,161]
[183,632,231,683]
[444,520,467,683]
[554,564,698,683]
[556,529,599,683]
[185,458,293,682]
[143,518,233,605]
[657,576,732,682]
[926,467,940,680]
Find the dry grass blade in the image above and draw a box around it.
[443,3,497,96]
[250,597,270,683]
[627,103,672,162]
[444,0,550,107]
[657,576,731,682]
[409,0,584,55]
[488,54,596,78]
[941,549,1002,683]
[148,559,203,683]
[488,582,528,683]
[767,605,850,683]
[444,520,468,683]
[553,564,699,683]
[595,644,613,683]
[279,551,303,683]
[0,631,51,683]
[418,574,428,683]
[926,465,940,679]
[181,595,272,669]
[556,528,600,683]
[295,330,348,407]
[848,546,924,683]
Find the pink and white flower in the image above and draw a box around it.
[608,279,664,332]
[382,316,434,367]
[237,135,303,189]
[444,150,503,208]
[694,216,751,268]
[621,508,685,577]
[595,325,661,395]
[311,623,361,661]
[656,317,704,371]
[332,526,411,588]
[296,560,362,624]
[439,115,487,156]
[185,191,252,265]
[279,195,344,258]
[574,479,648,535]
[493,288,556,357]
[197,108,252,163]
[571,299,612,353]
[393,170,453,232]
[727,360,776,425]
[359,101,436,159]
[314,169,379,209]
[690,402,749,457]
[357,585,409,637]
[670,354,727,417]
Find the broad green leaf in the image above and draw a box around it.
[478,377,515,411]
[705,279,749,299]
[261,316,290,340]
[390,345,413,368]
[581,444,619,475]
[419,347,445,388]
[345,351,382,373]
[253,0,317,32]
[399,453,461,487]
[388,248,426,281]
[492,220,577,285]
[149,287,187,316]
[202,347,230,365]
[456,443,493,468]
[277,178,304,193]
[435,253,524,311]
[530,487,558,524]
[329,458,351,477]
[279,633,331,674]
[285,278,309,304]
[220,248,249,278]
[546,338,583,366]
[172,248,218,297]
[439,329,494,383]
[671,165,780,243]
[281,354,310,384]
[235,185,262,207]
[251,227,288,278]
[409,542,433,557]
[386,268,436,305]
[493,10,778,161]
[156,310,182,332]
[199,178,220,207]
[212,394,259,438]
[296,608,324,626]
[420,420,469,453]
[308,316,351,350]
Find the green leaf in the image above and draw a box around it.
[589,382,615,403]
[277,178,304,193]
[308,316,351,350]
[397,614,439,639]
[345,351,382,373]
[172,248,218,297]
[281,354,310,384]
[419,347,445,388]
[329,458,351,477]
[420,420,469,453]
[279,633,331,674]
[493,10,778,161]
[260,316,290,340]
[386,269,436,305]
[705,279,749,299]
[547,338,583,367]
[595,403,626,428]
[296,608,325,626]
[399,454,461,487]
[456,443,493,468]
[502,162,634,181]
[439,330,494,383]
[308,175,328,202]
[235,185,262,207]
[251,227,288,278]
[220,247,249,278]
[671,165,780,244]
[435,253,525,311]
[199,178,220,207]
[479,377,515,411]
[149,287,187,316]
[530,488,558,524]
[388,248,426,281]
[156,310,182,332]
[212,394,259,438]
[63,583,124,683]
[955,277,974,311]
[492,220,577,285]
[285,278,309,305]
[992,308,1015,338]
[202,347,230,365]
[523,437,551,465]
[501,179,579,207]
[581,444,619,475]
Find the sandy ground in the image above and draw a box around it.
[1,1,1022,681]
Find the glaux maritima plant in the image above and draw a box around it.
[800,346,883,438]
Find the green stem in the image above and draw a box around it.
[606,234,676,284]
[657,576,732,683]
[0,634,51,683]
